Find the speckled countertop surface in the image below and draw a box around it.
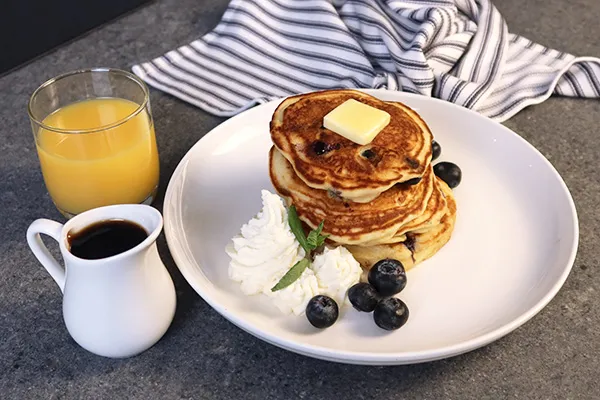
[1,0,599,398]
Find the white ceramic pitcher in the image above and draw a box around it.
[26,204,176,358]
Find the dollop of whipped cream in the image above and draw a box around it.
[226,190,362,316]
[226,190,305,296]
[312,246,362,306]
[267,268,319,315]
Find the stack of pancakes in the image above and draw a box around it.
[269,90,456,271]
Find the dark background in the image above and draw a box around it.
[0,0,150,75]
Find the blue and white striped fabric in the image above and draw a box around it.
[132,0,600,122]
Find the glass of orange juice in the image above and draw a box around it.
[28,68,159,218]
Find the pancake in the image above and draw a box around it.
[270,89,433,203]
[345,180,457,272]
[397,178,448,235]
[269,146,434,245]
[359,176,449,246]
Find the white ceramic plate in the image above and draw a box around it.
[163,90,578,365]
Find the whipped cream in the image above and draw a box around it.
[267,268,320,315]
[227,190,362,316]
[312,246,362,306]
[226,190,305,296]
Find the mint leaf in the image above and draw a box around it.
[306,220,328,249]
[288,205,310,253]
[271,258,311,292]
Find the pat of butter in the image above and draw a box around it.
[323,99,390,145]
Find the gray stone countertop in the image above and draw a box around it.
[1,0,599,398]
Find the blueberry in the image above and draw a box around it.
[306,295,339,328]
[312,141,330,155]
[404,233,416,254]
[432,140,441,161]
[373,298,409,330]
[312,141,339,156]
[403,177,422,186]
[433,162,462,189]
[348,283,381,312]
[368,259,407,297]
[361,149,376,159]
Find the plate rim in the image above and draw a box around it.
[162,90,579,365]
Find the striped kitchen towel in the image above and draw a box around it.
[132,0,600,122]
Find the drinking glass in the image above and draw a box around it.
[28,68,159,218]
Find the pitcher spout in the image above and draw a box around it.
[118,204,163,245]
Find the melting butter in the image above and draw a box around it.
[323,99,390,145]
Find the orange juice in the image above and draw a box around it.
[36,98,159,215]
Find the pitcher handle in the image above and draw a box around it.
[27,219,65,293]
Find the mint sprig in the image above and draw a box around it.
[271,259,310,292]
[272,205,329,292]
[287,205,311,254]
[307,220,327,249]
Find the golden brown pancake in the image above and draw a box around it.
[269,146,434,245]
[359,176,449,246]
[345,180,457,272]
[270,89,433,203]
